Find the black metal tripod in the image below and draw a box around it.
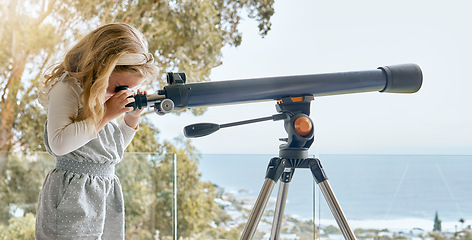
[240,96,356,240]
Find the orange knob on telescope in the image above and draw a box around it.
[294,117,312,136]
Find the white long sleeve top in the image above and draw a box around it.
[45,74,136,156]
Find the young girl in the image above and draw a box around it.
[36,23,158,239]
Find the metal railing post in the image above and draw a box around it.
[172,153,178,240]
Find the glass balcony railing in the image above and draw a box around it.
[1,152,471,240]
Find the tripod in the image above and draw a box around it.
[183,95,357,240]
[240,96,356,240]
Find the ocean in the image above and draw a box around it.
[197,154,472,231]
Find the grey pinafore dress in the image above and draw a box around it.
[35,121,126,240]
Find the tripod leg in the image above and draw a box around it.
[241,178,276,239]
[319,181,356,240]
[241,158,286,240]
[310,158,357,240]
[270,168,295,240]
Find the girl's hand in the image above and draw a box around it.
[104,89,135,121]
[124,89,147,129]
[97,89,135,132]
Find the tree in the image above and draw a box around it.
[0,152,54,224]
[459,218,465,230]
[0,213,35,240]
[0,0,275,174]
[433,211,442,232]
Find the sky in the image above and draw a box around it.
[150,0,472,155]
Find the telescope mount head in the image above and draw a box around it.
[276,96,315,160]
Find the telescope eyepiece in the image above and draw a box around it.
[114,85,129,92]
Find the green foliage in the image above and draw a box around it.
[0,152,54,224]
[0,213,35,240]
[116,153,157,239]
[117,150,230,239]
[153,141,217,237]
[125,118,163,153]
[14,82,47,152]
[217,225,246,240]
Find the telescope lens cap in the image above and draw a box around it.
[379,64,422,93]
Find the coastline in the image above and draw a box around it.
[314,218,468,233]
[216,188,470,239]
[202,154,472,238]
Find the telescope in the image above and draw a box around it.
[132,63,422,240]
[126,63,422,115]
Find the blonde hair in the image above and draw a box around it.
[42,23,158,126]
